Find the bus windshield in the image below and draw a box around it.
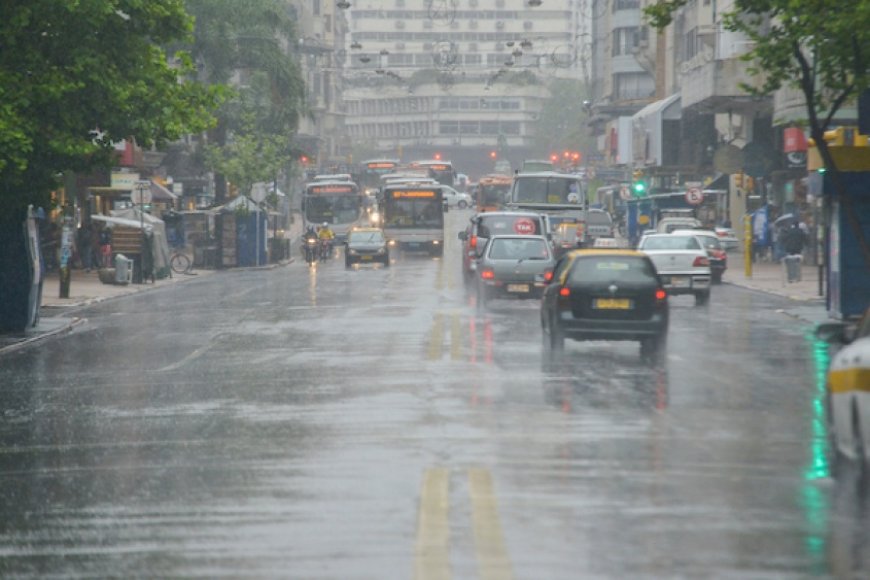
[512,175,583,205]
[479,182,511,209]
[304,183,363,225]
[360,160,399,190]
[384,191,443,229]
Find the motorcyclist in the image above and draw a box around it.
[317,222,335,261]
[302,226,318,263]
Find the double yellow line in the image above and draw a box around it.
[414,468,515,580]
[427,312,463,361]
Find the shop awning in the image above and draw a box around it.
[632,94,682,166]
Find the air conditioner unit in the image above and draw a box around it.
[496,20,505,29]
[395,20,404,29]
[523,20,533,30]
[470,20,478,29]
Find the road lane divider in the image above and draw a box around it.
[469,468,515,580]
[450,312,462,361]
[414,467,451,580]
[427,312,445,360]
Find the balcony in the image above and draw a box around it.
[679,46,768,114]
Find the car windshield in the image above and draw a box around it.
[640,236,701,250]
[569,256,657,285]
[697,236,722,250]
[488,238,549,260]
[349,231,383,243]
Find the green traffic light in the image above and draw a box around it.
[632,181,646,195]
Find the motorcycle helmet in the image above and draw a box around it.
[322,222,328,227]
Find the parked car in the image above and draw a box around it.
[344,227,389,268]
[672,229,727,283]
[636,233,712,305]
[439,185,473,209]
[655,216,702,234]
[816,307,870,472]
[540,249,669,359]
[458,211,549,284]
[475,235,555,308]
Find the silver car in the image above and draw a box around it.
[637,233,711,305]
[475,235,555,308]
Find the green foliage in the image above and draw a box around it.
[204,117,287,198]
[532,79,593,157]
[0,0,221,210]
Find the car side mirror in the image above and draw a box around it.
[458,231,468,241]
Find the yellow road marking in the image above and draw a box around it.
[469,468,515,580]
[428,312,444,360]
[829,368,870,394]
[450,312,462,361]
[414,468,451,580]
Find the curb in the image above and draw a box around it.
[723,279,824,303]
[0,317,86,357]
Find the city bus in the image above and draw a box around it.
[381,184,445,255]
[359,159,400,195]
[476,174,513,211]
[302,180,366,242]
[506,171,587,245]
[408,160,457,187]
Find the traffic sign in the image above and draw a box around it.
[131,181,152,205]
[514,218,536,234]
[685,187,704,206]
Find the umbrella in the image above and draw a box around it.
[773,213,797,227]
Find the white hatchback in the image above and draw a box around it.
[637,233,712,305]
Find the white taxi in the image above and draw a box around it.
[817,307,870,469]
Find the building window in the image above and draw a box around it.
[613,0,640,11]
[613,72,655,100]
[313,0,320,16]
[612,27,639,56]
[440,121,459,135]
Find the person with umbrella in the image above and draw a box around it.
[782,221,806,282]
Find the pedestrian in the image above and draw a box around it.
[782,222,806,282]
[99,226,112,268]
[77,223,93,272]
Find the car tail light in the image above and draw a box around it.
[655,289,667,301]
[559,286,571,297]
[693,256,710,267]
[481,269,495,280]
[543,270,553,282]
[470,235,477,248]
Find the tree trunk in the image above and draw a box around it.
[0,208,37,332]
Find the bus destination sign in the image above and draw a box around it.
[310,185,355,194]
[392,190,437,198]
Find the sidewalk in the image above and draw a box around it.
[723,250,829,325]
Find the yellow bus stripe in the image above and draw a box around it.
[469,468,515,580]
[414,468,451,580]
[829,368,870,394]
[427,313,444,360]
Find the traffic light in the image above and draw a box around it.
[489,151,497,160]
[631,169,647,197]
[300,155,309,166]
[571,152,582,165]
[550,153,559,164]
[434,152,442,160]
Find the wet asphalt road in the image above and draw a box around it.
[1,209,868,579]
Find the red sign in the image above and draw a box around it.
[310,185,354,194]
[514,218,535,235]
[783,127,808,153]
[685,187,704,206]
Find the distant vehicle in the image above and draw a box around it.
[816,306,870,472]
[672,229,728,283]
[344,227,389,268]
[521,159,555,173]
[381,184,445,255]
[637,233,712,305]
[506,171,586,245]
[359,159,400,194]
[312,173,353,183]
[438,185,473,209]
[494,159,512,175]
[655,216,703,234]
[540,249,669,359]
[476,174,512,212]
[475,234,555,309]
[458,210,549,283]
[408,160,457,187]
[583,208,615,243]
[714,226,740,252]
[302,180,365,242]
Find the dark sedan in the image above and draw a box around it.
[541,249,669,358]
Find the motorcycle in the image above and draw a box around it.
[319,238,333,262]
[303,237,319,265]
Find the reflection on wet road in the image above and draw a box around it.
[0,209,868,578]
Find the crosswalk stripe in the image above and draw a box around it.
[414,468,451,580]
[469,468,515,580]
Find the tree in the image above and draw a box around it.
[645,0,870,267]
[184,0,306,202]
[0,0,221,331]
[532,79,593,160]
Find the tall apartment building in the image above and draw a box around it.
[289,0,348,166]
[340,0,589,177]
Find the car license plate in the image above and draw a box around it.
[507,284,530,293]
[594,298,632,310]
[670,276,690,288]
[361,255,372,260]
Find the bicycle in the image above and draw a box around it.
[169,250,195,275]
